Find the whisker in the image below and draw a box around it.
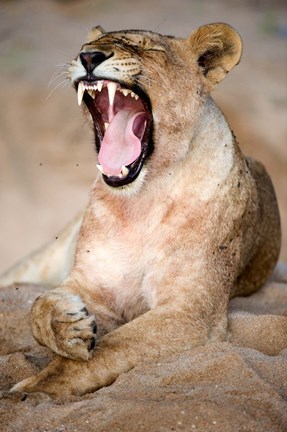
[48,71,68,88]
[136,74,168,93]
[55,63,71,68]
[48,71,69,88]
[146,63,171,90]
[48,63,70,88]
[45,78,69,101]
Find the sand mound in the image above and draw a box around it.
[0,266,287,432]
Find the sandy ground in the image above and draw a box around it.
[0,265,287,432]
[0,0,287,431]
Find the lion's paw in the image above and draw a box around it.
[32,293,97,361]
[10,355,99,398]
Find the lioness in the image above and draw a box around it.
[9,23,280,397]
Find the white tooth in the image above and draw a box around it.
[104,122,109,130]
[96,164,104,174]
[87,89,95,99]
[77,82,85,105]
[121,165,129,177]
[122,89,129,97]
[107,82,117,106]
[97,81,103,92]
[130,91,139,100]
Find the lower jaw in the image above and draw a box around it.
[102,166,148,195]
[101,159,144,188]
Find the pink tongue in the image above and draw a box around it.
[98,110,146,176]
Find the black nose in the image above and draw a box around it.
[79,51,108,73]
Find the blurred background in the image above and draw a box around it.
[0,0,286,273]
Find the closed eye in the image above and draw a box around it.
[143,47,166,52]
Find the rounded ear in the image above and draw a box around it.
[86,25,106,43]
[187,23,242,86]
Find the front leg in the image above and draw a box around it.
[11,276,230,398]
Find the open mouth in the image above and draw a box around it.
[76,79,153,187]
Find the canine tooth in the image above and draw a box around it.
[121,165,129,177]
[107,82,117,106]
[96,164,104,174]
[77,82,85,105]
[104,122,109,130]
[97,81,103,92]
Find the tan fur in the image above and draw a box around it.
[0,213,83,287]
[8,23,280,398]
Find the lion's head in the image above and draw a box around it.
[68,23,242,189]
